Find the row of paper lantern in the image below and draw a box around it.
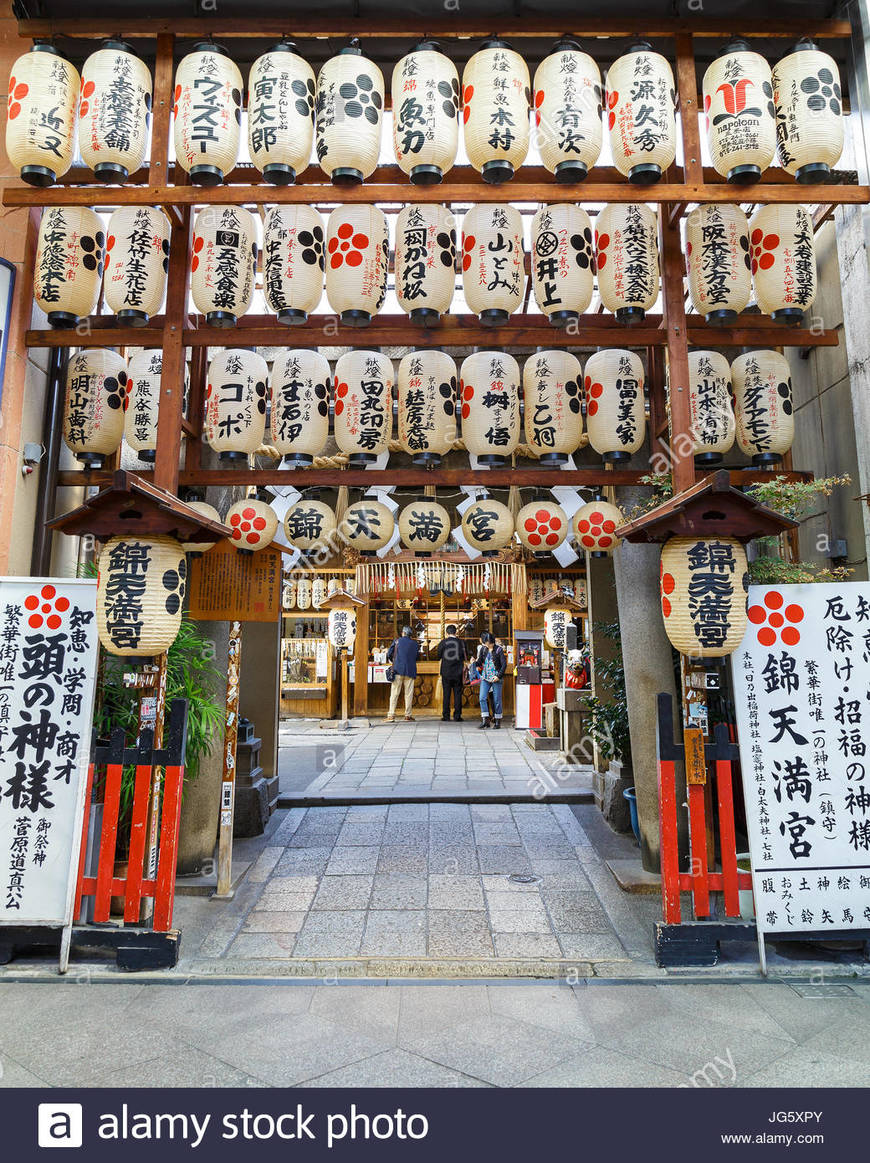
[9,36,841,188]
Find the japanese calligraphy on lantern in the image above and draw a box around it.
[327,608,357,652]
[0,578,98,928]
[732,584,870,936]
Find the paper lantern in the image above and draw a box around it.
[325,205,389,326]
[584,349,646,463]
[284,579,297,608]
[595,203,659,323]
[531,204,595,326]
[283,499,336,554]
[124,349,162,463]
[248,41,315,184]
[63,348,128,468]
[226,498,278,553]
[315,39,384,184]
[397,351,457,467]
[461,203,525,326]
[103,206,169,326]
[395,204,456,325]
[544,607,572,650]
[262,205,324,325]
[732,350,794,465]
[181,501,223,555]
[516,501,568,554]
[748,204,816,323]
[312,578,327,608]
[462,37,530,183]
[34,207,105,328]
[533,37,603,182]
[398,500,451,556]
[78,40,152,182]
[173,42,242,185]
[297,578,312,610]
[328,608,357,652]
[660,537,749,658]
[773,39,843,182]
[338,499,395,555]
[459,351,520,466]
[461,499,514,557]
[687,350,735,464]
[97,535,187,657]
[573,500,623,556]
[523,350,583,466]
[702,40,776,183]
[190,205,258,327]
[204,348,268,461]
[333,350,393,464]
[606,42,676,183]
[270,349,330,465]
[392,39,460,184]
[6,44,79,186]
[685,203,752,325]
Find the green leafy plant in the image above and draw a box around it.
[745,473,854,583]
[582,620,631,764]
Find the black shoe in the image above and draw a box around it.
[492,718,501,729]
[478,718,490,729]
[454,716,463,722]
[441,716,450,721]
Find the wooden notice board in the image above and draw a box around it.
[188,540,281,622]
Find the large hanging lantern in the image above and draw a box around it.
[283,499,336,554]
[248,41,315,185]
[392,39,460,184]
[516,500,568,554]
[395,204,456,325]
[325,205,389,326]
[544,607,572,650]
[204,348,268,462]
[227,498,278,552]
[338,499,395,555]
[660,537,749,658]
[262,205,324,325]
[181,501,223,555]
[398,500,451,556]
[606,41,676,183]
[533,37,603,182]
[96,535,187,657]
[63,348,128,468]
[6,44,79,186]
[573,500,623,556]
[462,498,515,557]
[397,351,457,467]
[584,349,646,463]
[333,350,393,464]
[124,348,162,463]
[173,42,242,185]
[35,207,105,328]
[103,206,170,326]
[459,351,520,466]
[702,39,776,184]
[523,350,583,466]
[595,203,659,323]
[270,349,330,466]
[732,350,794,465]
[190,205,258,327]
[462,37,530,183]
[748,204,816,324]
[461,203,525,326]
[327,608,357,653]
[78,39,152,182]
[687,350,735,464]
[773,38,843,182]
[315,38,384,185]
[531,204,595,327]
[685,203,752,325]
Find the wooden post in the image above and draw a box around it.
[340,648,350,724]
[659,208,696,496]
[353,596,370,717]
[214,620,242,899]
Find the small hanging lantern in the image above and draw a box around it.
[392,39,460,184]
[397,350,457,467]
[96,535,187,657]
[773,38,843,182]
[459,351,520,466]
[333,350,393,464]
[544,607,572,650]
[262,205,325,325]
[395,204,456,325]
[226,497,278,553]
[124,349,162,463]
[327,607,357,652]
[523,350,584,466]
[173,42,242,185]
[606,41,676,183]
[204,348,268,462]
[283,498,337,554]
[533,37,603,183]
[103,206,170,326]
[516,500,569,555]
[462,37,530,183]
[78,39,152,182]
[461,203,525,326]
[732,350,794,465]
[338,499,395,556]
[315,38,384,185]
[325,204,389,326]
[687,350,735,465]
[6,44,79,186]
[248,41,315,185]
[63,348,128,469]
[312,577,327,608]
[270,349,330,466]
[660,537,749,658]
[584,348,646,463]
[297,577,312,610]
[748,204,816,324]
[398,500,451,556]
[190,205,258,327]
[702,39,776,184]
[284,579,297,608]
[35,207,105,328]
[531,204,595,327]
[595,203,659,323]
[181,501,223,556]
[573,500,623,557]
[685,203,752,325]
[461,498,514,557]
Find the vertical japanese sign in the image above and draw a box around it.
[732,584,870,938]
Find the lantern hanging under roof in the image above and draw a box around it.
[78,39,152,182]
[773,38,844,182]
[312,578,327,609]
[606,41,676,183]
[702,39,776,184]
[459,351,521,466]
[315,38,384,185]
[325,204,389,326]
[523,350,584,466]
[462,37,530,183]
[63,348,128,469]
[297,577,312,610]
[395,204,456,325]
[173,42,242,185]
[338,499,396,556]
[333,350,393,464]
[104,206,170,326]
[6,44,79,186]
[533,37,603,182]
[531,204,595,327]
[731,350,794,465]
[461,498,515,557]
[685,203,752,325]
[226,497,278,552]
[283,498,337,554]
[96,535,187,657]
[270,348,330,466]
[595,203,659,323]
[35,207,105,328]
[204,348,268,462]
[248,41,315,185]
[748,204,816,324]
[327,607,357,653]
[687,350,736,464]
[584,349,646,463]
[398,500,451,556]
[660,537,749,658]
[191,205,258,327]
[544,607,572,650]
[516,500,568,554]
[461,203,525,326]
[262,204,324,325]
[392,39,460,184]
[397,350,457,467]
[573,500,623,557]
[181,501,223,555]
[124,348,162,463]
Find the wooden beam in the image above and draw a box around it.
[659,209,696,495]
[148,33,174,188]
[675,33,704,187]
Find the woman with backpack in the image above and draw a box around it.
[474,631,507,729]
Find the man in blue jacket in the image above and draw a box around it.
[386,626,421,722]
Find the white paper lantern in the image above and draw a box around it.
[204,348,268,461]
[687,350,735,464]
[595,203,659,323]
[462,499,515,556]
[533,37,603,182]
[328,607,357,652]
[544,607,572,650]
[6,44,79,186]
[97,535,187,657]
[749,204,816,323]
[312,577,326,608]
[462,37,530,183]
[181,501,223,555]
[270,349,330,465]
[103,206,170,326]
[459,351,520,466]
[226,498,278,552]
[523,350,583,466]
[78,40,152,182]
[573,500,623,556]
[702,39,776,183]
[315,39,384,184]
[284,579,297,608]
[392,39,460,184]
[397,351,457,466]
[516,500,568,554]
[660,537,749,658]
[531,204,594,326]
[773,39,843,182]
[297,577,312,610]
[732,350,794,465]
[398,500,451,556]
[606,42,676,183]
[262,205,324,324]
[191,205,258,327]
[325,205,389,326]
[248,41,315,184]
[124,348,162,463]
[173,42,242,185]
[283,499,336,553]
[461,203,525,326]
[34,207,105,328]
[685,203,752,325]
[395,204,456,325]
[63,348,128,468]
[338,499,395,555]
[333,350,393,464]
[584,349,646,463]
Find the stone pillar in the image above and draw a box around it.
[237,616,281,832]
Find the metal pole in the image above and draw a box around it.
[30,346,67,576]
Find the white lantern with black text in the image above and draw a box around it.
[96,536,187,657]
[596,203,659,323]
[687,350,736,464]
[35,207,105,328]
[248,42,315,184]
[392,40,460,184]
[533,37,602,182]
[328,607,357,653]
[338,500,395,556]
[732,350,794,465]
[544,607,572,650]
[124,349,162,463]
[173,42,242,185]
[462,499,515,557]
[531,204,595,326]
[78,40,152,182]
[315,39,384,185]
[773,39,843,182]
[63,348,128,468]
[459,351,520,466]
[584,349,646,463]
[204,348,268,461]
[395,204,456,325]
[606,42,676,183]
[104,206,170,326]
[283,499,337,554]
[702,39,776,183]
[270,349,330,465]
[325,205,389,326]
[523,350,583,466]
[262,205,324,324]
[191,206,258,327]
[462,203,525,326]
[399,500,451,556]
[398,351,457,467]
[686,203,752,325]
[749,204,816,324]
[333,350,393,464]
[462,37,530,183]
[6,44,79,186]
[660,537,749,658]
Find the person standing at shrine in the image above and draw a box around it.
[476,631,507,729]
[386,625,420,722]
[437,624,467,722]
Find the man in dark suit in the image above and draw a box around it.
[436,624,467,722]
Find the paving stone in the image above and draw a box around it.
[519,1045,690,1088]
[361,910,427,957]
[297,1048,488,1088]
[228,932,299,958]
[557,932,629,960]
[311,875,374,911]
[543,889,614,933]
[325,846,381,875]
[427,910,495,958]
[292,910,366,957]
[428,874,485,910]
[489,902,551,934]
[370,874,428,909]
[492,933,563,959]
[428,845,480,875]
[242,910,308,933]
[476,845,532,875]
[376,844,428,875]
